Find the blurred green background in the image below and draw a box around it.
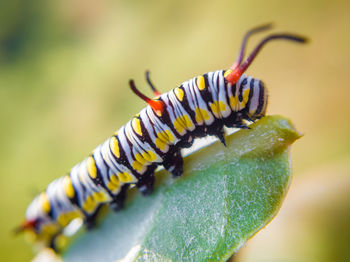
[1,0,349,261]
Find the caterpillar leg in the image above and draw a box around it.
[207,125,226,146]
[163,150,184,178]
[83,205,103,230]
[179,135,194,149]
[136,173,155,196]
[84,216,97,230]
[225,117,251,130]
[48,234,60,253]
[233,120,251,129]
[215,128,226,146]
[110,184,129,212]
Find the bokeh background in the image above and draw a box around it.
[1,0,349,261]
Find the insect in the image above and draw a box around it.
[16,24,307,251]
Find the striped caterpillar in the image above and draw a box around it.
[16,24,307,251]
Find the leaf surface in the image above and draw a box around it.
[64,115,301,262]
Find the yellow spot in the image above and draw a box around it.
[157,131,168,142]
[132,118,142,136]
[155,110,162,117]
[40,193,51,214]
[118,172,133,182]
[132,159,144,172]
[155,137,167,151]
[55,234,67,250]
[201,108,210,120]
[195,108,203,124]
[110,174,119,184]
[174,115,194,132]
[134,150,156,164]
[110,136,120,158]
[195,108,210,124]
[114,130,118,135]
[107,181,119,192]
[143,150,157,162]
[229,96,238,109]
[41,224,58,235]
[93,191,107,203]
[219,101,226,111]
[197,76,206,90]
[82,195,97,213]
[174,87,184,101]
[210,101,220,114]
[173,117,186,134]
[158,130,173,143]
[68,210,81,220]
[57,213,69,227]
[135,153,146,165]
[183,115,194,129]
[63,176,75,198]
[211,101,227,113]
[40,222,61,240]
[165,130,174,142]
[224,69,233,78]
[87,156,97,179]
[242,88,250,104]
[107,174,120,192]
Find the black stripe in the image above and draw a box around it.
[203,73,209,91]
[246,77,255,110]
[90,154,103,185]
[180,82,197,126]
[216,72,220,88]
[110,131,138,178]
[232,83,237,98]
[95,149,117,196]
[201,73,213,104]
[238,77,247,102]
[67,172,80,206]
[161,93,182,139]
[256,81,265,115]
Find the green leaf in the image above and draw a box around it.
[64,115,301,262]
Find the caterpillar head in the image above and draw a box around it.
[224,23,307,120]
[15,193,60,249]
[246,79,268,120]
[14,218,39,235]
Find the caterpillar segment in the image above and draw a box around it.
[17,24,308,252]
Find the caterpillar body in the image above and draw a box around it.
[16,24,307,251]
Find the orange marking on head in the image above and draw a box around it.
[148,99,165,114]
[129,79,164,114]
[153,91,162,98]
[231,62,239,71]
[225,69,243,84]
[14,219,37,234]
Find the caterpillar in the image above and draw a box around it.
[16,24,307,251]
